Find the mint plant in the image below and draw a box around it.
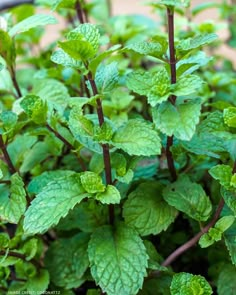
[0,0,236,294]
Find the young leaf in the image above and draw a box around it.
[163,175,212,221]
[199,216,235,248]
[159,0,190,8]
[23,174,89,234]
[51,48,82,69]
[45,233,90,289]
[96,185,121,204]
[88,223,148,295]
[209,164,232,189]
[124,41,163,58]
[80,171,105,194]
[51,0,76,10]
[123,182,177,236]
[25,269,50,293]
[9,14,57,37]
[172,75,204,96]
[20,94,47,124]
[217,265,236,295]
[112,119,161,156]
[170,272,213,295]
[223,107,236,128]
[0,173,26,224]
[152,99,201,141]
[221,187,236,216]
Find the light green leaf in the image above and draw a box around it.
[170,272,213,295]
[126,70,153,96]
[9,14,57,37]
[95,62,119,93]
[96,185,121,204]
[112,119,161,156]
[176,33,218,54]
[80,171,105,194]
[0,29,15,66]
[152,99,201,141]
[51,48,82,69]
[0,233,9,249]
[209,165,232,189]
[51,0,76,10]
[199,216,235,248]
[94,121,114,142]
[124,41,163,58]
[26,269,49,293]
[0,173,26,224]
[45,233,90,289]
[88,224,148,295]
[0,111,18,133]
[147,68,170,106]
[20,94,47,124]
[23,174,89,234]
[163,175,212,221]
[223,107,236,128]
[28,170,75,194]
[172,75,204,96]
[217,265,236,295]
[123,182,177,236]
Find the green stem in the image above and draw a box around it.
[9,65,22,98]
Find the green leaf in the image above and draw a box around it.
[199,216,235,248]
[209,165,232,189]
[51,48,82,69]
[159,0,190,8]
[172,75,204,96]
[23,174,89,234]
[170,272,213,295]
[223,107,236,128]
[45,233,90,289]
[124,41,163,58]
[0,173,26,223]
[112,119,161,156]
[0,111,18,134]
[33,78,70,112]
[126,70,153,96]
[95,62,119,93]
[80,171,105,194]
[88,224,148,295]
[51,0,76,10]
[217,265,236,295]
[163,175,212,221]
[147,68,170,106]
[25,269,49,293]
[176,33,218,54]
[57,200,107,232]
[28,170,75,194]
[9,14,57,37]
[20,94,47,124]
[94,121,114,142]
[0,233,9,249]
[152,99,201,141]
[96,185,121,204]
[221,188,236,215]
[123,182,177,236]
[0,29,15,66]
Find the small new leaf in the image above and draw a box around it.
[170,272,213,295]
[96,185,121,204]
[80,171,105,194]
[88,224,148,295]
[209,164,232,189]
[95,62,119,93]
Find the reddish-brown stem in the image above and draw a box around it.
[46,124,87,171]
[9,65,22,98]
[0,134,17,174]
[75,0,85,24]
[166,7,177,181]
[161,198,225,268]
